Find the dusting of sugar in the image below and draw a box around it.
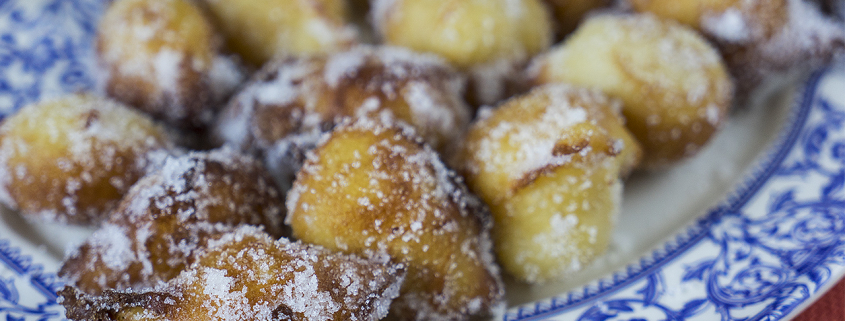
[89,224,135,271]
[153,49,183,99]
[706,104,721,125]
[207,55,245,102]
[702,8,751,42]
[324,49,367,87]
[475,85,591,184]
[469,58,520,106]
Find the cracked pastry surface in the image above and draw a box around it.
[456,84,636,282]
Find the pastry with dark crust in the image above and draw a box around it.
[59,148,285,295]
[60,225,405,321]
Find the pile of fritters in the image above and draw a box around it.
[0,0,841,319]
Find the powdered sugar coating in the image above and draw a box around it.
[215,45,470,191]
[287,117,504,320]
[0,94,173,224]
[59,147,285,295]
[60,225,405,321]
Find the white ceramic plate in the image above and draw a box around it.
[1,1,844,320]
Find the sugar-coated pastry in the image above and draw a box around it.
[371,0,553,105]
[457,84,636,282]
[215,46,470,191]
[199,0,356,66]
[287,118,504,320]
[528,13,733,168]
[543,0,612,37]
[98,0,244,129]
[60,225,405,321]
[59,148,285,295]
[0,94,173,225]
[629,0,845,98]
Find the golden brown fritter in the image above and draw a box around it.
[628,0,845,99]
[215,46,471,191]
[98,0,244,129]
[59,148,285,295]
[60,225,405,321]
[371,0,554,105]
[0,94,173,225]
[528,13,733,168]
[457,84,636,282]
[198,0,356,66]
[286,118,504,320]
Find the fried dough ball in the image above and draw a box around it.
[372,0,553,105]
[287,118,504,320]
[59,148,285,295]
[629,0,845,97]
[216,46,470,190]
[98,0,245,129]
[456,85,636,283]
[543,0,612,37]
[199,0,356,66]
[0,94,173,225]
[60,225,406,321]
[528,13,733,168]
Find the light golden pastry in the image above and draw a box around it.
[371,0,553,105]
[528,13,733,168]
[286,118,504,320]
[628,0,845,99]
[199,0,356,66]
[0,94,173,224]
[215,46,470,190]
[59,148,286,295]
[60,225,405,321]
[98,0,244,129]
[457,84,637,283]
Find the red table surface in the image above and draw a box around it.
[794,277,845,321]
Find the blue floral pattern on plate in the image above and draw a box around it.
[1,1,844,320]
